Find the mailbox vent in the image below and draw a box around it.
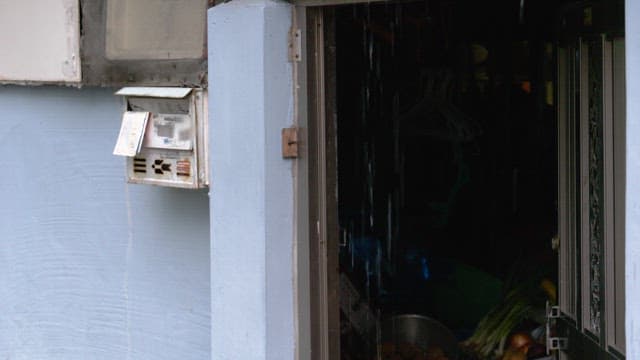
[176,160,192,177]
[152,160,172,175]
[133,158,147,173]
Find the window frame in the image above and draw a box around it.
[80,0,208,87]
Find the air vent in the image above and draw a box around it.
[152,159,171,175]
[176,160,191,177]
[133,158,147,173]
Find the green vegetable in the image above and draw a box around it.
[460,287,532,359]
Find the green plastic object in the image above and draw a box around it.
[431,262,503,333]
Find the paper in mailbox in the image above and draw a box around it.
[113,111,150,156]
[143,113,193,150]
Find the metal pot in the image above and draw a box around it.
[381,314,459,359]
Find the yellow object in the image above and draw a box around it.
[471,44,489,64]
[545,81,554,106]
[502,348,527,360]
[584,7,593,26]
[540,279,557,304]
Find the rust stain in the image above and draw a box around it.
[177,160,191,177]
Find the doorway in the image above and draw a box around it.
[303,1,625,359]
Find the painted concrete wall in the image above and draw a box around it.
[627,1,640,356]
[0,86,210,360]
[208,1,295,359]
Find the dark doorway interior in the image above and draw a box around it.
[333,1,559,359]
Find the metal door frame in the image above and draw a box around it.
[556,34,626,360]
[308,6,340,360]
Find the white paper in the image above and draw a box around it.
[113,111,150,156]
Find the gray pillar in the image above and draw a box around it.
[208,1,295,359]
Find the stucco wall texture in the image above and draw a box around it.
[208,1,296,359]
[0,86,210,360]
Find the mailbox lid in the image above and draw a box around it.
[115,87,194,99]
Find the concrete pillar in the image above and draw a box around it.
[208,1,295,359]
[626,0,640,356]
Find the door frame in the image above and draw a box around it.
[295,5,341,360]
[294,2,627,360]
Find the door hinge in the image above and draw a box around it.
[546,303,569,353]
[547,305,562,319]
[289,28,302,62]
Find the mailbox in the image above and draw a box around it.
[113,87,208,189]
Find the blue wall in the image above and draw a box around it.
[209,2,295,359]
[0,86,210,360]
[626,1,640,355]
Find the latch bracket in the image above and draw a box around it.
[548,305,562,319]
[548,337,569,351]
[289,28,302,62]
[282,127,299,159]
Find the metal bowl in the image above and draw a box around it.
[381,314,459,359]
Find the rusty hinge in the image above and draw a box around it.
[282,127,299,159]
[289,28,302,62]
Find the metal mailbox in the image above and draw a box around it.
[113,87,208,189]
